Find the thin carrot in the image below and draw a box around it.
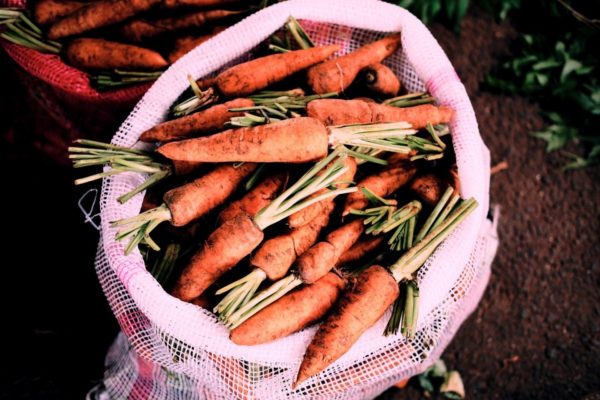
[361,63,401,97]
[307,99,454,128]
[214,45,340,97]
[288,156,357,228]
[217,173,287,224]
[335,235,385,267]
[168,27,226,63]
[293,265,399,387]
[230,272,345,345]
[120,9,240,42]
[33,0,87,25]
[409,173,445,206]
[64,38,168,71]
[157,117,329,163]
[162,0,239,9]
[343,160,417,216]
[307,35,400,94]
[140,98,254,143]
[47,0,162,39]
[296,218,365,284]
[111,162,257,254]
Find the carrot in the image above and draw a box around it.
[157,117,329,163]
[120,9,239,42]
[217,173,287,224]
[172,213,265,302]
[409,173,444,206]
[214,45,340,97]
[111,162,257,254]
[140,98,254,143]
[162,0,238,9]
[343,160,417,215]
[287,156,357,228]
[336,235,384,267]
[168,27,226,63]
[230,272,344,345]
[307,99,454,128]
[296,218,364,284]
[33,0,87,25]
[170,159,204,176]
[250,203,332,280]
[294,265,399,387]
[47,0,162,39]
[64,38,168,70]
[307,35,400,94]
[361,63,401,97]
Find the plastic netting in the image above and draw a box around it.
[94,0,496,398]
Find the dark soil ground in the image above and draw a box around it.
[1,10,599,400]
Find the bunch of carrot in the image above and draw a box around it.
[68,22,477,390]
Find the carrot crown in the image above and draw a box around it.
[0,8,61,53]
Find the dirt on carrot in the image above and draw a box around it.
[33,0,87,25]
[361,63,401,98]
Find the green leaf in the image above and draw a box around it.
[561,59,583,82]
[532,59,561,71]
[535,73,549,86]
[532,124,577,152]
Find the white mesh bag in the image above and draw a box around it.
[95,0,498,398]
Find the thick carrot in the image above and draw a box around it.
[214,45,340,97]
[250,203,332,281]
[336,236,384,267]
[307,99,454,128]
[120,9,238,42]
[307,35,400,94]
[230,272,345,345]
[140,98,253,143]
[172,213,264,301]
[409,173,445,206]
[47,0,162,39]
[296,218,364,284]
[33,0,87,25]
[343,161,417,215]
[165,162,256,226]
[217,173,287,224]
[287,156,357,228]
[168,27,226,63]
[170,160,204,175]
[294,265,399,387]
[64,38,168,71]
[162,0,238,9]
[157,117,329,163]
[362,63,401,97]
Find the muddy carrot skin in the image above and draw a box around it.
[140,98,254,143]
[294,265,399,387]
[162,0,238,9]
[168,27,226,63]
[64,38,168,70]
[33,0,87,25]
[164,162,257,226]
[336,236,384,267]
[48,0,162,39]
[230,272,345,346]
[362,63,401,97]
[307,35,401,94]
[157,117,329,163]
[409,173,445,206]
[171,213,264,301]
[217,173,287,224]
[307,99,454,128]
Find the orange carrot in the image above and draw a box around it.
[170,160,204,176]
[33,0,88,25]
[120,9,239,42]
[230,272,345,345]
[47,0,162,39]
[64,38,168,70]
[307,35,400,94]
[336,235,384,267]
[172,213,264,301]
[168,27,226,63]
[287,156,357,228]
[157,117,329,163]
[307,99,454,128]
[409,173,445,206]
[217,173,287,224]
[250,203,332,281]
[296,218,364,284]
[162,0,238,9]
[140,98,254,143]
[343,160,417,215]
[361,63,401,97]
[294,265,399,387]
[214,45,340,97]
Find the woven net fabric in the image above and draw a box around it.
[94,0,495,398]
